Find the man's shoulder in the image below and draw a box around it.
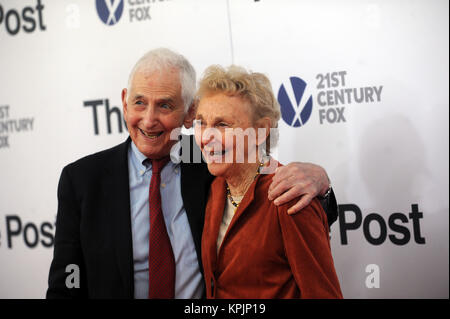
[64,138,130,175]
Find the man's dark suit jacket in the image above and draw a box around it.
[46,136,338,298]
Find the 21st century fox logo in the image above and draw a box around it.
[0,105,35,149]
[278,71,383,127]
[95,0,171,25]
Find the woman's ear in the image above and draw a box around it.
[183,100,198,129]
[256,117,271,146]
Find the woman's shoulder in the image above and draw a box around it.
[255,159,283,190]
[209,176,226,193]
[277,196,329,230]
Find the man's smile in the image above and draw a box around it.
[139,128,164,139]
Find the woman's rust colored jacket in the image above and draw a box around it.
[201,169,343,299]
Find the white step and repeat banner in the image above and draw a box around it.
[0,0,448,298]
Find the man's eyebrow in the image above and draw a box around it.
[132,94,145,100]
[157,97,175,103]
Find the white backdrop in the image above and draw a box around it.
[0,0,448,298]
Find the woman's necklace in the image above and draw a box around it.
[226,162,264,209]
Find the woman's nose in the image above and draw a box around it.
[201,127,222,147]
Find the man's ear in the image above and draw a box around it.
[183,100,197,129]
[121,88,128,119]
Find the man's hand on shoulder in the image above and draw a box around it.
[268,162,330,215]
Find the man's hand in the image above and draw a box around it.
[268,162,330,215]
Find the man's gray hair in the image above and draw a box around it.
[127,48,196,111]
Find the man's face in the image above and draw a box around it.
[122,68,188,159]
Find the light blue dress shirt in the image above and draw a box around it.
[127,141,204,299]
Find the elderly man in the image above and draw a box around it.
[47,48,337,299]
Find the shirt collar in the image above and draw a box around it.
[130,140,182,170]
[130,141,148,168]
[169,139,182,164]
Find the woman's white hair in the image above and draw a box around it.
[197,65,281,154]
[127,48,196,111]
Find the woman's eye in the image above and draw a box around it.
[194,120,205,127]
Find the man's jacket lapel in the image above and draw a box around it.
[103,137,134,297]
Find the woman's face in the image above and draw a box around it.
[194,93,262,178]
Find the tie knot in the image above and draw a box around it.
[151,156,170,174]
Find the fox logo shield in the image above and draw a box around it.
[96,0,124,26]
[278,77,313,128]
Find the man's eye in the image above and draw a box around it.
[217,122,229,127]
[135,101,144,105]
[160,103,171,109]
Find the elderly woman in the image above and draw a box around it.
[194,65,343,299]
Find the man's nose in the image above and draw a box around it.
[141,106,159,128]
